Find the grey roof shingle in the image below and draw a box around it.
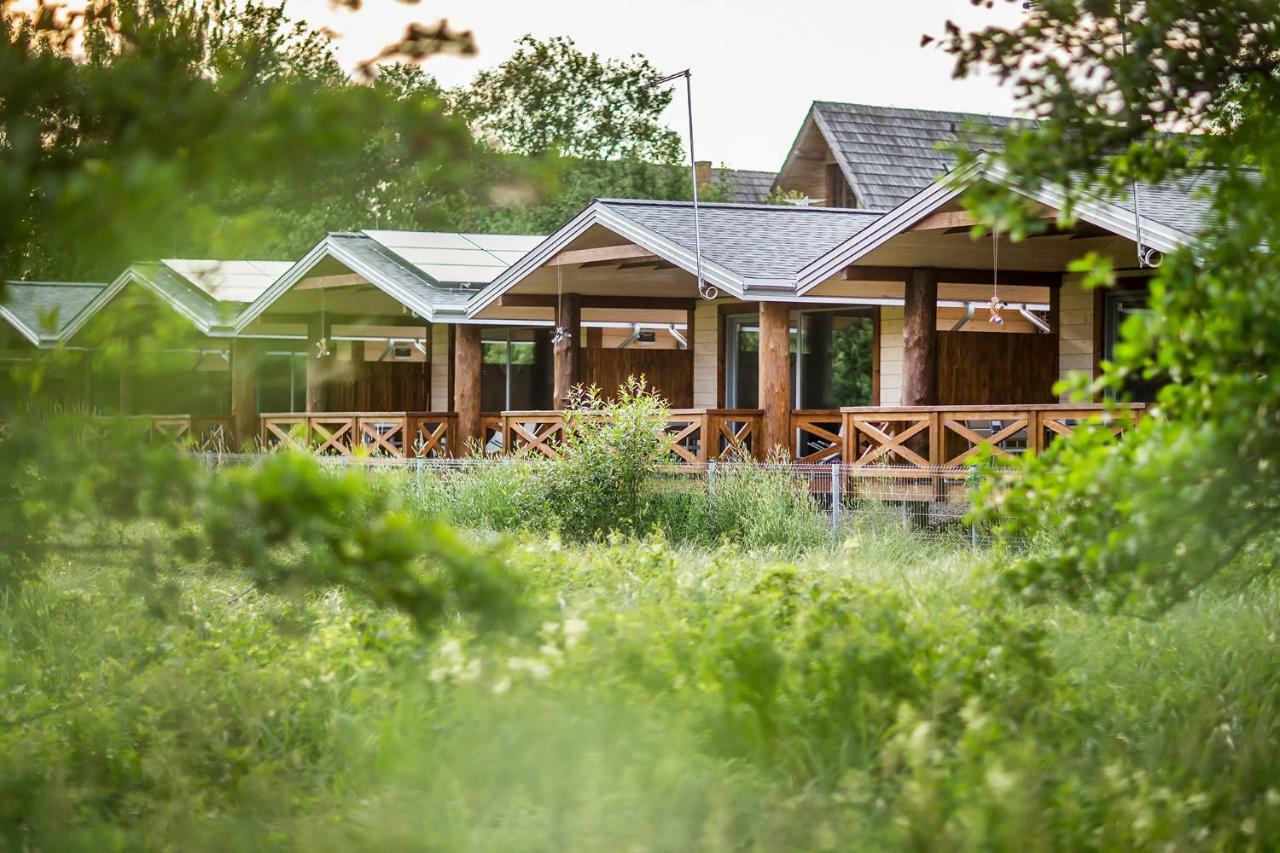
[1,281,107,343]
[1110,174,1220,237]
[601,199,882,279]
[712,169,777,204]
[810,101,1019,210]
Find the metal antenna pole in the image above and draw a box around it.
[658,69,717,300]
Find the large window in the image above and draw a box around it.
[257,349,308,413]
[481,328,552,411]
[1102,289,1161,403]
[725,308,874,408]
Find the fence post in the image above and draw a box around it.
[968,464,980,549]
[830,463,843,538]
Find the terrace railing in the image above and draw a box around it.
[258,412,456,459]
[489,408,764,462]
[788,403,1145,469]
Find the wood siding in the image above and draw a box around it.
[1058,273,1094,399]
[430,323,449,411]
[323,360,431,411]
[937,331,1057,405]
[582,347,693,407]
[878,306,905,406]
[693,299,718,407]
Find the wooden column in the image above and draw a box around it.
[454,323,482,452]
[902,268,939,406]
[230,339,260,448]
[305,315,330,412]
[758,301,792,458]
[553,293,582,409]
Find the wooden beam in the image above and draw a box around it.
[553,293,582,409]
[547,244,655,267]
[845,266,1062,287]
[758,301,792,458]
[909,210,981,232]
[230,339,260,449]
[454,324,481,451]
[265,312,427,328]
[500,294,695,312]
[903,268,939,407]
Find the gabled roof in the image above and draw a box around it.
[713,168,777,204]
[469,198,884,315]
[795,158,1205,293]
[63,259,291,341]
[235,230,544,330]
[0,281,107,346]
[777,101,1020,210]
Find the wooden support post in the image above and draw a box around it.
[902,268,939,406]
[454,324,482,453]
[230,339,259,449]
[553,293,582,409]
[305,314,331,413]
[758,301,792,458]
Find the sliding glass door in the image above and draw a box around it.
[724,308,874,408]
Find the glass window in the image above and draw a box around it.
[481,328,552,411]
[725,308,873,408]
[1103,289,1160,403]
[257,349,307,413]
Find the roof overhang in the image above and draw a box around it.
[234,235,440,332]
[0,305,46,347]
[466,201,760,319]
[794,158,1197,294]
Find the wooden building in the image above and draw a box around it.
[4,102,1210,465]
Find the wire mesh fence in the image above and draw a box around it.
[194,454,992,544]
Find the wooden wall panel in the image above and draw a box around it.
[938,331,1057,405]
[324,360,431,411]
[582,348,693,408]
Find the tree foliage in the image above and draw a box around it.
[935,1,1280,610]
[451,34,682,163]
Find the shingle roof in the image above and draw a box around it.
[808,102,1020,210]
[712,169,777,204]
[600,199,882,279]
[0,281,107,345]
[329,233,479,311]
[1110,174,1220,238]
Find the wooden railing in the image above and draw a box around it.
[146,415,234,452]
[789,403,1145,469]
[486,409,765,462]
[258,412,456,458]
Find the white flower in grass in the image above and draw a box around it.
[562,618,589,649]
[492,676,511,696]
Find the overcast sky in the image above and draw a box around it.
[292,0,1028,172]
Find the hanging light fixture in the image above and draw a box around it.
[988,225,1006,325]
[314,290,332,358]
[551,263,572,345]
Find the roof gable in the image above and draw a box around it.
[777,101,1019,209]
[0,281,107,346]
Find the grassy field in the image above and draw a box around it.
[3,515,1277,851]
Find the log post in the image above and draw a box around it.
[305,314,331,413]
[454,323,482,454]
[758,301,792,458]
[902,268,939,406]
[553,293,582,409]
[230,339,260,449]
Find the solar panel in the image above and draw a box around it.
[163,259,292,303]
[361,230,546,286]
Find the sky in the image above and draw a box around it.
[291,0,1029,173]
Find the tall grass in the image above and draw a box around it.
[4,523,1277,850]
